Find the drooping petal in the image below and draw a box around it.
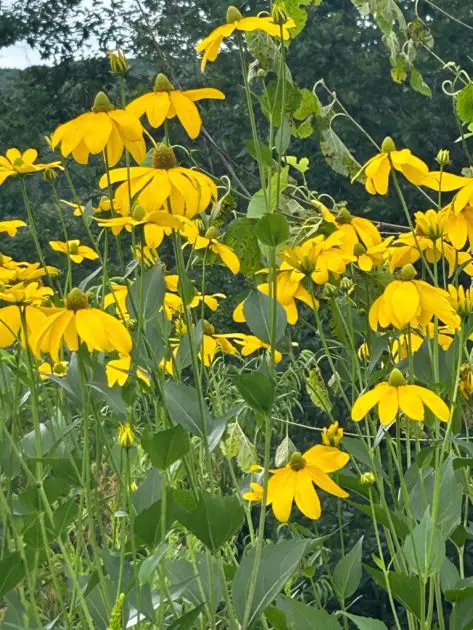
[294,468,322,520]
[303,445,350,472]
[378,385,399,425]
[398,385,424,420]
[308,467,349,499]
[170,91,202,139]
[267,468,296,523]
[212,242,240,274]
[183,88,225,102]
[351,383,387,421]
[410,385,450,422]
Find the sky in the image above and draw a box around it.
[0,43,45,69]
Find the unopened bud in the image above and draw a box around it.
[323,283,338,299]
[42,168,58,182]
[108,49,129,75]
[272,2,288,25]
[360,472,376,486]
[436,149,451,166]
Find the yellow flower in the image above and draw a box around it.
[422,169,473,212]
[163,275,225,318]
[51,91,146,167]
[0,148,62,186]
[127,73,225,139]
[182,222,240,274]
[354,137,429,195]
[242,482,264,502]
[49,239,99,264]
[0,220,27,237]
[438,203,473,251]
[357,342,370,360]
[106,354,150,387]
[321,206,382,252]
[415,208,447,239]
[353,239,391,272]
[118,422,135,448]
[96,207,181,239]
[0,257,58,285]
[0,282,53,349]
[369,265,460,331]
[267,445,349,522]
[196,5,296,72]
[39,360,69,380]
[31,288,132,361]
[233,334,283,364]
[460,363,473,399]
[448,285,473,316]
[322,422,343,447]
[352,368,450,425]
[104,283,130,321]
[100,145,217,218]
[391,323,454,361]
[198,320,240,366]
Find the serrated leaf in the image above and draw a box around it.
[275,436,296,467]
[305,368,332,413]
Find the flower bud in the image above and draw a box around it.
[340,277,354,293]
[118,422,135,448]
[92,91,114,113]
[42,168,58,182]
[436,149,451,166]
[272,2,289,25]
[322,422,343,447]
[360,472,376,486]
[227,5,243,23]
[108,49,129,75]
[323,283,338,299]
[154,72,174,93]
[381,136,396,153]
[400,263,417,280]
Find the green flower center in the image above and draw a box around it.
[152,145,177,170]
[68,242,79,255]
[400,263,417,280]
[203,320,215,335]
[289,452,306,471]
[132,206,146,221]
[65,288,89,311]
[336,207,352,224]
[92,91,114,113]
[154,73,174,92]
[353,242,366,256]
[381,136,396,154]
[388,368,407,387]
[226,5,243,23]
[205,226,219,240]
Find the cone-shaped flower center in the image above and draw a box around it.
[203,320,216,335]
[152,145,178,170]
[92,91,114,113]
[132,205,146,221]
[66,287,89,311]
[205,226,219,240]
[353,242,366,256]
[289,451,306,471]
[381,136,396,153]
[388,368,407,387]
[154,73,174,92]
[400,263,417,280]
[68,242,79,255]
[226,5,243,23]
[336,207,352,224]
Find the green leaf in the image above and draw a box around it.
[168,604,205,629]
[165,553,223,613]
[233,371,275,413]
[243,290,287,344]
[333,536,363,600]
[403,511,445,577]
[305,367,332,414]
[126,263,165,321]
[247,168,290,218]
[285,0,322,36]
[245,139,273,167]
[445,578,473,603]
[163,382,211,438]
[223,218,261,277]
[440,557,460,593]
[134,490,175,546]
[409,67,432,97]
[142,426,190,470]
[456,83,473,124]
[256,213,289,247]
[175,320,203,372]
[365,566,422,619]
[138,543,171,585]
[275,436,297,467]
[450,595,473,630]
[320,126,362,179]
[232,539,309,625]
[177,493,244,552]
[133,467,162,513]
[0,552,24,598]
[338,612,388,630]
[245,30,292,82]
[278,595,341,629]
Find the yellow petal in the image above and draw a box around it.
[351,383,387,421]
[170,91,202,139]
[378,385,399,425]
[410,385,450,422]
[212,242,240,274]
[303,445,350,472]
[294,468,321,520]
[267,468,296,523]
[308,467,349,499]
[398,385,424,420]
